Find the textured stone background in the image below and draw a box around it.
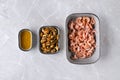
[0,0,120,80]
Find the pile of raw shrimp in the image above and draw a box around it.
[68,16,96,59]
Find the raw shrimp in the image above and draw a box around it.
[75,17,82,26]
[68,16,96,59]
[90,17,95,25]
[69,21,75,30]
[83,16,90,23]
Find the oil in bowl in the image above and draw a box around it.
[19,29,32,51]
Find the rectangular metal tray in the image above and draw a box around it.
[66,13,100,64]
[39,26,60,54]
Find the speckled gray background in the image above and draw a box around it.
[0,0,120,80]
